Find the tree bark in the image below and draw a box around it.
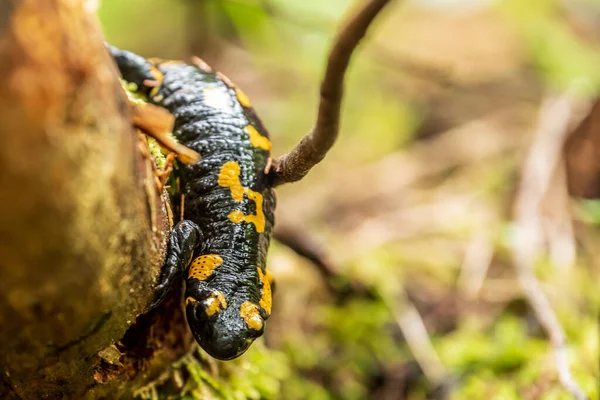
[0,1,191,398]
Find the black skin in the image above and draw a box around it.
[108,45,276,360]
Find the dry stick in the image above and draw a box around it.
[273,224,339,277]
[273,223,449,386]
[273,223,374,298]
[457,233,494,300]
[544,163,577,271]
[512,94,588,400]
[130,102,201,165]
[388,292,449,386]
[270,0,395,186]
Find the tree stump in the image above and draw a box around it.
[0,1,192,398]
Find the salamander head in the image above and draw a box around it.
[185,293,266,360]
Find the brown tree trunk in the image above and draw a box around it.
[0,1,191,398]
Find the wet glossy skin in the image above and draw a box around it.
[109,45,275,360]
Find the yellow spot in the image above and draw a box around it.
[246,125,272,151]
[257,268,272,316]
[227,187,265,232]
[245,189,265,232]
[218,161,245,202]
[203,87,233,111]
[188,254,223,280]
[265,270,274,285]
[218,162,266,233]
[236,88,251,108]
[240,301,263,331]
[204,291,227,316]
[185,297,197,306]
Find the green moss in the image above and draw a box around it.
[438,311,597,399]
[121,79,147,104]
[146,138,167,169]
[178,342,290,400]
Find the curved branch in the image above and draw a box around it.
[270,0,395,186]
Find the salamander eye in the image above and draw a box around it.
[185,297,206,321]
[186,291,228,319]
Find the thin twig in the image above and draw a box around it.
[512,93,588,400]
[288,108,522,215]
[130,102,201,165]
[270,0,395,186]
[544,162,577,271]
[274,222,449,387]
[387,291,449,386]
[273,223,338,278]
[231,0,455,87]
[273,222,374,298]
[457,233,494,300]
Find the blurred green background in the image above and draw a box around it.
[99,0,600,399]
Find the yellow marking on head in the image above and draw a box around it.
[188,254,223,280]
[218,162,245,202]
[204,291,227,316]
[203,87,233,111]
[236,88,251,108]
[185,297,197,306]
[218,162,266,232]
[245,125,272,151]
[227,187,265,232]
[240,301,263,331]
[257,268,272,315]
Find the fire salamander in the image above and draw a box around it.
[108,45,275,360]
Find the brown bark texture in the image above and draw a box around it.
[0,1,191,398]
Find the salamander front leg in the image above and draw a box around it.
[148,220,202,310]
